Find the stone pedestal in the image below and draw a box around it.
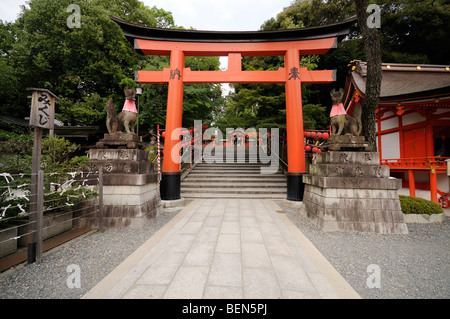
[80,134,161,229]
[95,132,145,149]
[301,139,408,234]
[322,135,372,151]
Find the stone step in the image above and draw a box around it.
[182,182,286,188]
[201,159,261,163]
[180,187,287,194]
[182,152,287,199]
[187,169,277,174]
[182,177,286,183]
[180,192,287,199]
[196,163,263,167]
[192,166,263,171]
[185,173,284,178]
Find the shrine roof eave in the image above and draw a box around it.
[344,61,450,104]
[110,15,357,44]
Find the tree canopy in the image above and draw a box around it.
[215,0,449,136]
[0,0,222,134]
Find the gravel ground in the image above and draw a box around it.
[279,201,450,299]
[0,200,449,299]
[0,207,183,299]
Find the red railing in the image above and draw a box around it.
[381,156,450,171]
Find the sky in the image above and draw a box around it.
[0,0,294,31]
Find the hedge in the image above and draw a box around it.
[399,195,444,215]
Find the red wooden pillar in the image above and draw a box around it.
[425,121,434,158]
[425,120,437,203]
[161,49,185,200]
[285,48,306,201]
[408,170,416,197]
[430,169,438,203]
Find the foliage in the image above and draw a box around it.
[261,0,356,30]
[57,94,107,126]
[137,55,223,132]
[377,0,450,65]
[0,0,224,136]
[399,195,444,215]
[0,129,89,174]
[0,129,33,174]
[0,0,176,129]
[240,0,449,146]
[145,145,158,163]
[41,135,80,171]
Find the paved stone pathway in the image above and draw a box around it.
[83,199,359,299]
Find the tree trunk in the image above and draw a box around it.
[354,0,382,151]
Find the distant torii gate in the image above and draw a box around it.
[112,16,356,201]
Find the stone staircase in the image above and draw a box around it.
[181,146,287,199]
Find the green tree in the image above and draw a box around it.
[135,53,223,133]
[0,21,21,117]
[252,0,449,148]
[0,0,224,135]
[377,0,450,64]
[0,0,174,127]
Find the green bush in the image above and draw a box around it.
[145,145,158,163]
[399,195,444,215]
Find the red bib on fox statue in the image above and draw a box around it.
[330,103,346,117]
[122,99,137,113]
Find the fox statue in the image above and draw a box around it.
[329,88,362,136]
[106,86,137,134]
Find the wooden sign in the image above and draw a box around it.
[28,88,60,129]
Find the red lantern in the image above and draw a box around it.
[305,145,311,151]
[323,132,329,140]
[312,147,317,153]
[306,132,311,138]
[311,132,316,138]
[317,132,322,139]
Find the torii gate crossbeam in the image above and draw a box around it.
[112,16,356,201]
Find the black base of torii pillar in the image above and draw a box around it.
[287,174,305,201]
[161,172,181,200]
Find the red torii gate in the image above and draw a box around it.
[112,16,356,201]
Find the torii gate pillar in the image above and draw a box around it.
[285,49,306,200]
[160,50,185,200]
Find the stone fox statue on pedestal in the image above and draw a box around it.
[106,86,137,134]
[330,88,362,136]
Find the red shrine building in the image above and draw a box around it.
[344,61,450,203]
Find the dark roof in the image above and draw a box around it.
[110,15,357,43]
[0,115,29,127]
[347,61,450,102]
[27,88,60,100]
